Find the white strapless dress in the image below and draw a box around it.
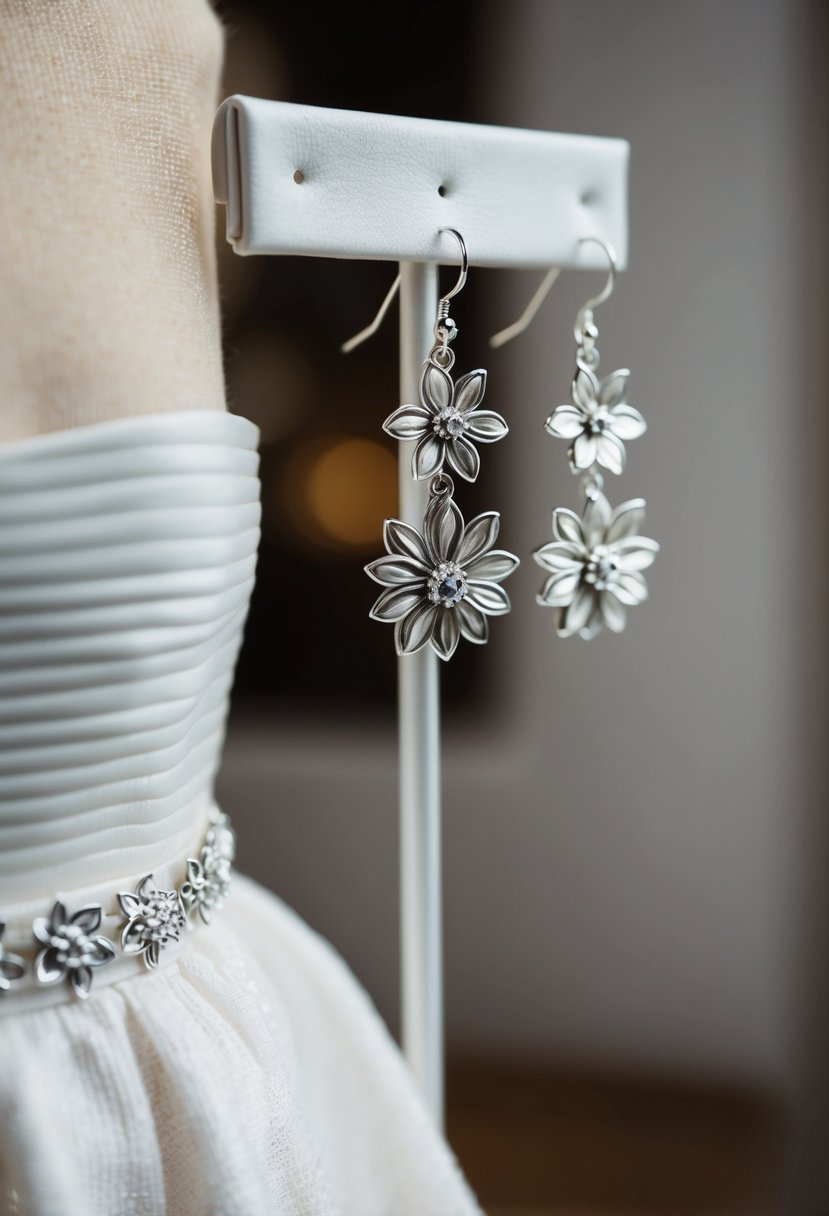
[0,411,479,1216]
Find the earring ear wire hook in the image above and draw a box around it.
[436,227,468,303]
[488,267,561,349]
[576,236,617,312]
[339,273,401,355]
[340,229,469,355]
[487,235,619,350]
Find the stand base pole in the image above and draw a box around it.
[398,260,443,1128]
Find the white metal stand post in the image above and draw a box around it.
[212,94,629,1129]
[398,262,443,1125]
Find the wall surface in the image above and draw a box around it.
[219,0,824,1097]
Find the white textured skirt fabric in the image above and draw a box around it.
[0,412,479,1216]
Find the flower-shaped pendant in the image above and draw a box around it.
[534,490,658,638]
[383,360,508,483]
[546,365,646,475]
[367,481,519,660]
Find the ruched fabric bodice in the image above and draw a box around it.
[0,410,260,915]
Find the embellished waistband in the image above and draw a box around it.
[0,808,236,1015]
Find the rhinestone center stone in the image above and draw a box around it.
[583,544,619,591]
[427,561,468,607]
[587,408,611,435]
[434,407,466,440]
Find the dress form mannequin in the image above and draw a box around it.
[0,0,226,440]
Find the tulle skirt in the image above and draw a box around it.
[0,874,479,1216]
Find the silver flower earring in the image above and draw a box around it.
[534,238,658,637]
[367,229,519,660]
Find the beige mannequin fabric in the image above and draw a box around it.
[0,0,227,441]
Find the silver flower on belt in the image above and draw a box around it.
[0,919,25,996]
[534,490,658,638]
[32,901,116,998]
[181,812,236,925]
[383,362,508,483]
[118,875,186,969]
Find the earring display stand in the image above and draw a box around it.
[213,96,629,1130]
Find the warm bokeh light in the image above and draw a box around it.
[303,437,397,549]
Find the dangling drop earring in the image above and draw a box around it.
[536,238,657,637]
[491,236,658,638]
[366,229,519,660]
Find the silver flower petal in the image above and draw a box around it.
[87,937,117,966]
[457,600,489,644]
[413,433,445,480]
[572,432,598,469]
[598,369,629,408]
[383,403,433,441]
[444,435,480,482]
[538,569,581,607]
[71,905,102,935]
[395,601,439,655]
[600,591,627,633]
[583,493,612,547]
[425,493,463,564]
[596,432,625,474]
[433,609,461,661]
[609,403,647,440]
[383,519,430,565]
[467,581,511,616]
[464,550,519,582]
[613,537,659,571]
[71,965,94,999]
[613,571,649,605]
[552,508,585,546]
[455,512,500,567]
[421,362,452,411]
[453,368,486,413]
[533,541,585,573]
[545,405,584,440]
[557,586,594,637]
[465,410,509,443]
[572,366,600,411]
[32,916,54,947]
[35,947,64,985]
[606,498,646,543]
[370,586,426,622]
[0,922,25,993]
[365,555,430,585]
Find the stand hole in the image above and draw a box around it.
[580,187,598,206]
[438,183,447,197]
[293,169,305,185]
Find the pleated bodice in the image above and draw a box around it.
[0,410,260,914]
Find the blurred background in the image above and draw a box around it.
[212,1,828,1213]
